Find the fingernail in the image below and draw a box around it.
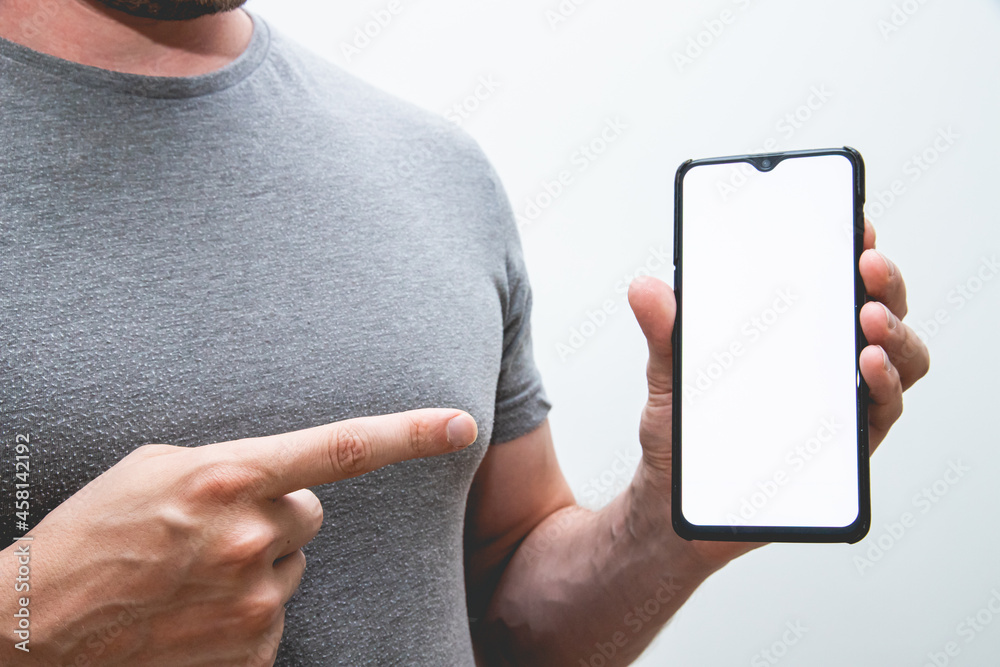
[447,414,477,449]
[882,303,897,330]
[881,346,890,370]
[877,250,895,277]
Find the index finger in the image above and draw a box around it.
[222,409,478,498]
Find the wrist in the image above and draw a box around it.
[629,457,740,577]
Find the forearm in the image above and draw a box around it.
[476,464,727,666]
[0,542,44,666]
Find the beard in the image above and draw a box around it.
[92,0,249,20]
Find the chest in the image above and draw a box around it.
[1,157,505,523]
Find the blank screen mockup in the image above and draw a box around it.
[679,154,861,528]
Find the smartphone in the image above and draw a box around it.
[672,147,870,543]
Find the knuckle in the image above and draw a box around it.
[406,415,433,457]
[287,549,308,579]
[885,375,904,422]
[899,334,919,359]
[892,280,908,317]
[892,365,904,392]
[249,639,280,667]
[645,377,673,405]
[890,394,904,425]
[215,525,276,567]
[283,492,323,538]
[189,460,261,503]
[247,619,285,666]
[919,351,931,378]
[305,496,324,533]
[237,588,285,634]
[329,426,371,477]
[899,336,931,380]
[286,547,307,567]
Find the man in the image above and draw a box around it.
[0,1,929,665]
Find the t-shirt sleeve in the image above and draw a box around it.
[485,167,552,445]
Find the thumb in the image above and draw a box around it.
[628,275,676,404]
[629,276,676,475]
[218,409,478,498]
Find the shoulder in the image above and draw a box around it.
[255,15,520,266]
[259,15,494,175]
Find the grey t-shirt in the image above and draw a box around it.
[0,13,549,666]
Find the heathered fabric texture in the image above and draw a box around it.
[0,13,550,666]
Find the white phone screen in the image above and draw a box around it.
[677,151,866,536]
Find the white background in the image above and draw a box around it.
[248,1,1000,664]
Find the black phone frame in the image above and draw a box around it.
[672,147,871,544]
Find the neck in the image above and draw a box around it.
[0,0,252,76]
